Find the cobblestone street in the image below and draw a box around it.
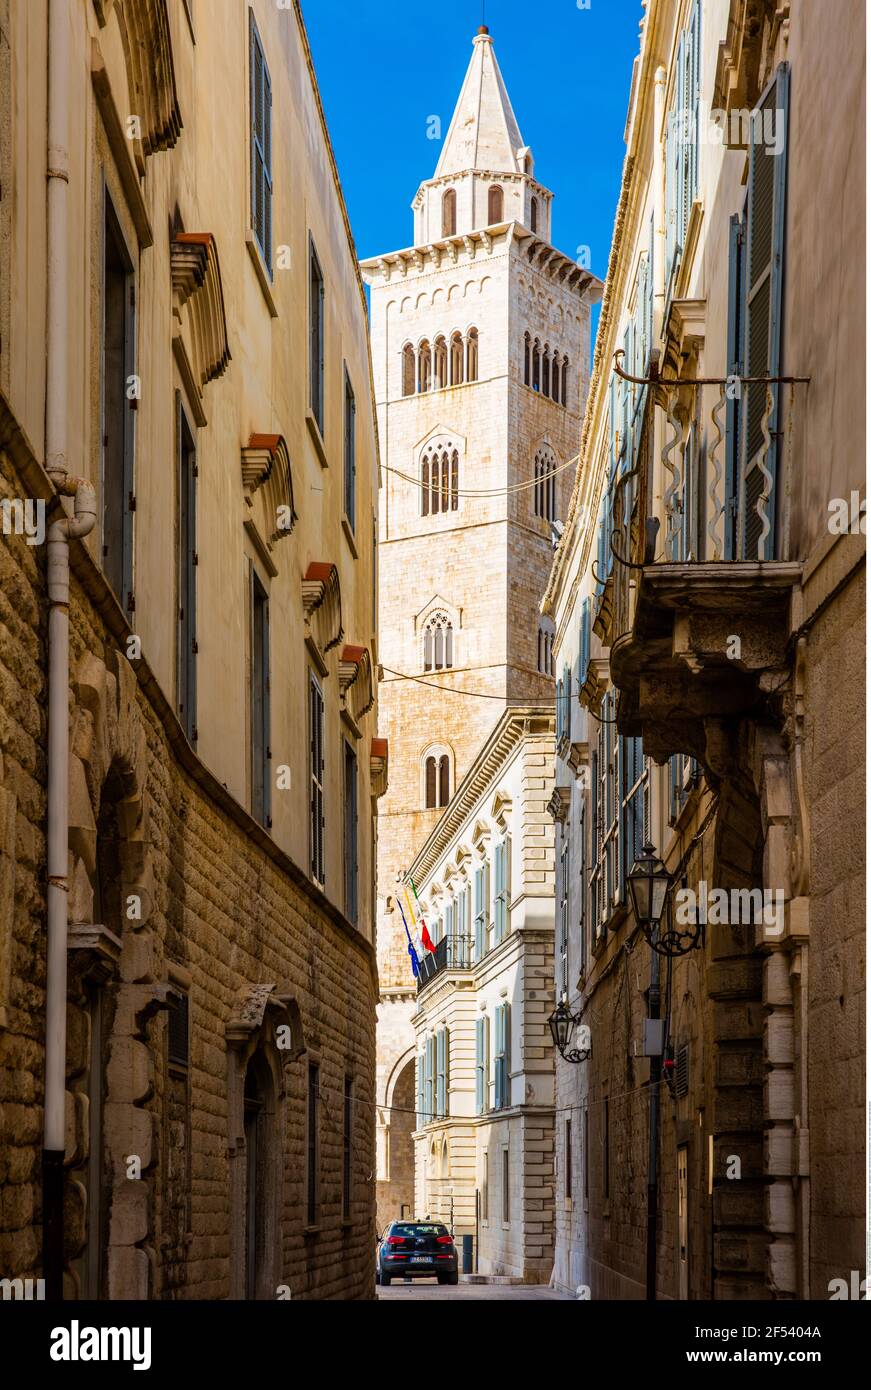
[378,1280,573,1301]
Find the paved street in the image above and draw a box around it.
[378,1279,573,1301]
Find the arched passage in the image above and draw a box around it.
[376,1054,416,1233]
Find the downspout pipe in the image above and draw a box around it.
[43,0,98,1299]
[646,946,661,1301]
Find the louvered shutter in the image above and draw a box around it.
[740,64,790,560]
[494,1006,504,1109]
[436,1029,444,1118]
[250,15,272,271]
[475,1018,484,1114]
[725,213,746,559]
[444,1028,450,1116]
[474,867,484,960]
[502,1003,511,1106]
[417,1052,425,1127]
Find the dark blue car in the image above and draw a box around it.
[376,1220,459,1286]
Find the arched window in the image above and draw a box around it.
[423,612,454,672]
[532,339,541,392]
[450,332,464,386]
[561,356,569,406]
[466,328,478,383]
[487,185,504,225]
[418,341,431,393]
[421,444,460,516]
[402,343,416,397]
[530,196,539,234]
[524,332,531,387]
[434,336,448,390]
[534,445,557,523]
[442,188,457,238]
[542,345,551,399]
[424,751,451,808]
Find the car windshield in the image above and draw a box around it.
[389,1223,448,1239]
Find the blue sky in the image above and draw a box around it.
[305,0,644,303]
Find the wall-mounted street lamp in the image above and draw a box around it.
[547,1000,591,1064]
[627,842,703,958]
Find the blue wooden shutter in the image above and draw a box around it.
[417,1051,425,1126]
[504,835,512,934]
[494,1006,504,1109]
[740,63,790,560]
[474,867,484,960]
[436,1029,444,1118]
[475,1019,484,1114]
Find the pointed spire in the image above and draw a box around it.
[434,28,527,179]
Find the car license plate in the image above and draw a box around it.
[410,1256,430,1264]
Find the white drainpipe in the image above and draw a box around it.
[43,0,98,1298]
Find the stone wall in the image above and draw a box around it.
[0,447,377,1298]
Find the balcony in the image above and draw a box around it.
[417,934,472,991]
[602,352,804,776]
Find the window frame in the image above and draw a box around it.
[343,366,356,532]
[176,393,198,746]
[309,672,326,885]
[250,568,271,828]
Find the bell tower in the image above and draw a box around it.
[362,27,601,1231]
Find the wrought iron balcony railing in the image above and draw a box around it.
[417,933,473,991]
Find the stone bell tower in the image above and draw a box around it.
[361,26,601,1229]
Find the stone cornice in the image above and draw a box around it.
[361,223,602,299]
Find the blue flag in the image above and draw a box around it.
[398,899,419,979]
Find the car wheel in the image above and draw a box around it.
[437,1272,459,1286]
[374,1268,381,1285]
[380,1273,391,1286]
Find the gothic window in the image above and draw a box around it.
[523,332,531,386]
[487,185,504,225]
[450,332,464,385]
[423,613,454,672]
[532,338,541,392]
[530,195,539,233]
[466,328,478,382]
[561,356,569,406]
[434,336,448,390]
[420,443,460,515]
[402,343,415,397]
[418,340,431,393]
[533,445,557,523]
[424,751,451,809]
[547,348,558,402]
[442,188,457,238]
[542,345,551,399]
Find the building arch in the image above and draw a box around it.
[402,343,415,397]
[421,744,454,810]
[533,442,558,522]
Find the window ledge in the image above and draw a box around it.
[245,232,278,318]
[342,515,358,557]
[303,1223,321,1238]
[306,410,329,468]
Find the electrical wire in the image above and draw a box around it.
[381,665,544,701]
[383,450,580,498]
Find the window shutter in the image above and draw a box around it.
[725,213,746,559]
[740,63,790,560]
[263,63,272,270]
[494,1006,504,1109]
[503,1003,511,1091]
[504,835,512,934]
[417,1052,425,1126]
[475,1018,484,1114]
[444,1027,450,1116]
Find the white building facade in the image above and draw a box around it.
[405,710,557,1282]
